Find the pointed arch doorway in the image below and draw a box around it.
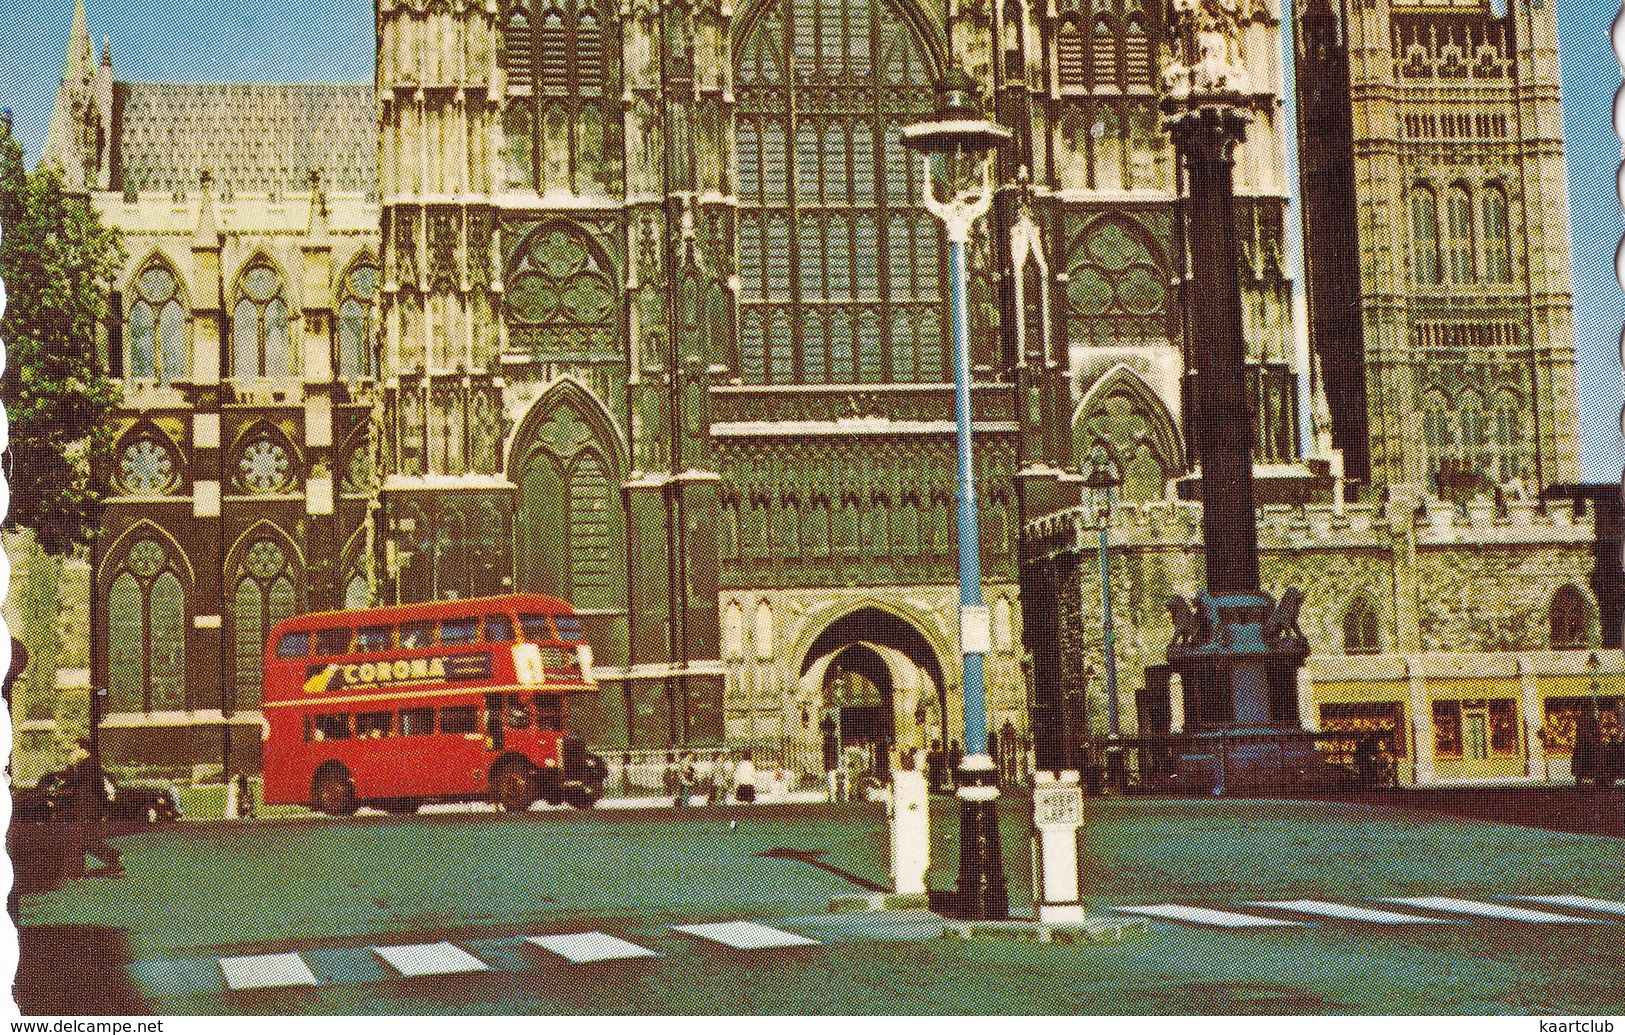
[800,606,950,776]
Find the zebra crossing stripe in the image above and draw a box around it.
[370,941,492,976]
[1242,900,1458,924]
[528,932,661,963]
[1379,897,1610,923]
[1109,904,1304,928]
[1515,895,1625,917]
[217,952,320,991]
[673,921,822,948]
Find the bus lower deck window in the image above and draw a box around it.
[356,711,392,738]
[536,694,564,731]
[276,631,313,658]
[504,694,532,729]
[441,705,479,734]
[315,628,352,656]
[310,713,352,741]
[519,613,554,642]
[484,615,515,642]
[355,625,393,653]
[440,618,479,644]
[400,707,435,736]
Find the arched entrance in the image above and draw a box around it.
[799,606,950,775]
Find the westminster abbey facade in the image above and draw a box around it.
[19,0,1602,782]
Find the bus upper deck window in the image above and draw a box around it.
[275,631,313,658]
[314,628,352,656]
[484,615,515,642]
[355,625,393,653]
[440,618,479,644]
[554,615,583,641]
[399,620,436,649]
[519,613,554,642]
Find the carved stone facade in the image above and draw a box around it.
[28,0,1587,781]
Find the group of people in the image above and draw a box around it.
[664,751,757,806]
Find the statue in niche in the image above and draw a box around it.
[1163,0,1250,97]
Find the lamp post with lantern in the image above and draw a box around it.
[1082,445,1125,787]
[901,70,1012,921]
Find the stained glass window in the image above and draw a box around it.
[505,226,617,359]
[232,259,293,378]
[735,0,945,384]
[105,536,187,713]
[127,260,187,384]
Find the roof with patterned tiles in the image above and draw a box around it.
[112,82,375,197]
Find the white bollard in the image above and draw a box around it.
[890,768,930,896]
[224,774,241,820]
[1031,769,1085,923]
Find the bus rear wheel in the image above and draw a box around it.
[492,765,539,812]
[312,767,358,816]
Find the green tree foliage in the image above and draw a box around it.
[0,122,123,554]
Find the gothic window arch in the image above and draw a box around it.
[1446,184,1475,284]
[231,257,294,379]
[230,530,301,709]
[734,0,946,385]
[1058,17,1085,88]
[336,256,380,379]
[514,396,628,650]
[1343,595,1382,655]
[106,534,187,712]
[1492,389,1520,483]
[1549,584,1590,650]
[342,532,372,610]
[126,257,188,384]
[502,0,619,194]
[1481,182,1512,283]
[1421,388,1453,480]
[1410,186,1442,286]
[1457,389,1487,475]
[505,224,617,360]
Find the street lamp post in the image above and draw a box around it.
[902,70,1012,921]
[1083,447,1123,788]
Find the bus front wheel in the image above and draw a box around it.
[492,764,539,812]
[312,766,358,816]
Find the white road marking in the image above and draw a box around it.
[218,952,319,990]
[1242,900,1458,924]
[672,921,821,948]
[1515,895,1625,917]
[1109,904,1305,928]
[527,932,661,963]
[370,941,492,977]
[1379,897,1609,923]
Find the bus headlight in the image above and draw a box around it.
[577,644,594,682]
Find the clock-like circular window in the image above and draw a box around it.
[236,429,297,494]
[115,434,180,495]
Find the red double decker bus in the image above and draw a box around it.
[261,593,607,815]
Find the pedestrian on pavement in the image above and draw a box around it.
[677,753,699,807]
[663,751,680,799]
[713,752,735,804]
[734,751,757,803]
[926,739,945,793]
[62,739,122,879]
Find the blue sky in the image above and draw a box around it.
[2,0,1622,481]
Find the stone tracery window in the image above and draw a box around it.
[502,0,619,194]
[337,259,380,379]
[232,259,293,378]
[734,0,945,384]
[107,536,187,713]
[231,534,300,708]
[1481,183,1512,283]
[127,259,188,384]
[1491,390,1520,483]
[1343,596,1381,655]
[1421,388,1452,480]
[1446,185,1475,284]
[1066,217,1168,347]
[1410,186,1442,286]
[114,427,182,496]
[234,425,300,494]
[505,225,617,360]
